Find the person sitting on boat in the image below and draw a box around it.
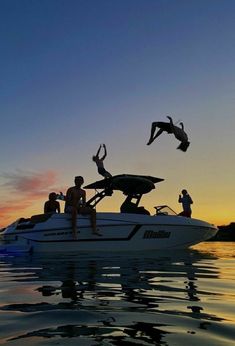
[92,144,112,178]
[44,192,60,214]
[147,116,190,152]
[178,189,193,217]
[64,176,101,239]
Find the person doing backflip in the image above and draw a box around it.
[147,116,190,152]
[92,144,112,178]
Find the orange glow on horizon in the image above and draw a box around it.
[0,195,233,229]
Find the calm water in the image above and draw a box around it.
[0,242,235,346]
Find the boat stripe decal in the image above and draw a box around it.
[21,224,142,243]
[11,223,142,236]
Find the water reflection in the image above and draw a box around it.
[0,247,233,345]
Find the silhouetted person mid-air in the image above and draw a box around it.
[147,116,190,152]
[92,144,112,178]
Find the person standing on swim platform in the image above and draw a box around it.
[92,144,112,178]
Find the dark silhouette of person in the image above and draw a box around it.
[178,189,193,217]
[64,176,101,239]
[44,192,60,214]
[92,144,112,178]
[147,116,190,152]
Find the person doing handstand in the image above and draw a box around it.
[92,144,112,178]
[147,116,190,152]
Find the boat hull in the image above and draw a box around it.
[0,212,218,253]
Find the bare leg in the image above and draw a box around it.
[80,207,102,236]
[71,208,78,240]
[167,115,174,127]
[151,129,164,142]
[147,122,159,145]
[103,170,112,178]
[98,167,112,179]
[90,209,101,236]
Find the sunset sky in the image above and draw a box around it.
[1,0,235,227]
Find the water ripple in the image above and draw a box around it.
[0,243,235,345]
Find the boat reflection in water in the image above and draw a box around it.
[1,247,233,346]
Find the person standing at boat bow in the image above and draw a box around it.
[178,189,193,218]
[64,176,101,239]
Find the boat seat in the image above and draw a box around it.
[30,213,53,224]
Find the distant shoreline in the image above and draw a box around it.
[209,223,235,241]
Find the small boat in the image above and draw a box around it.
[0,174,218,253]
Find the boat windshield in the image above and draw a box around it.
[154,205,178,216]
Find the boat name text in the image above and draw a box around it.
[143,230,171,239]
[44,231,72,237]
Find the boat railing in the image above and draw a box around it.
[154,205,178,216]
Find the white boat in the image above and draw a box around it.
[0,174,218,253]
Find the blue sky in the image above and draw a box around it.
[1,0,235,226]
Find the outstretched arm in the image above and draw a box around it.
[147,122,158,145]
[167,116,177,136]
[152,128,164,141]
[81,190,86,206]
[95,144,102,158]
[166,116,174,125]
[100,144,107,160]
